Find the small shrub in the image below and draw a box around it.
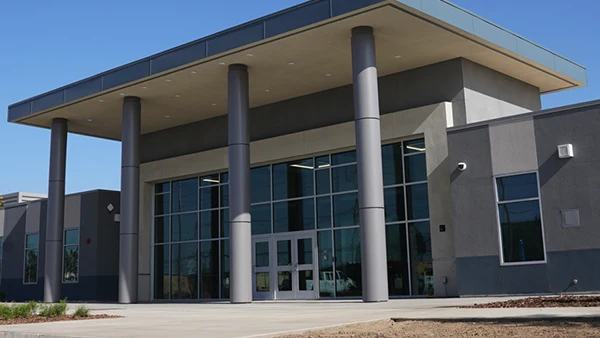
[0,303,13,320]
[12,301,37,318]
[39,299,68,317]
[73,305,90,317]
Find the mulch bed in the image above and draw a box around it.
[464,295,600,308]
[0,314,121,325]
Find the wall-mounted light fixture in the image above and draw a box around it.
[558,144,574,158]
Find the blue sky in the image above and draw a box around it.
[0,0,597,195]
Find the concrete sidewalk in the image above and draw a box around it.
[0,297,599,338]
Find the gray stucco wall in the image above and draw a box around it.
[461,59,541,125]
[449,101,600,296]
[0,190,120,301]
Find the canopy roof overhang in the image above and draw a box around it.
[7,0,587,141]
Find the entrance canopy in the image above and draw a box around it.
[8,0,587,140]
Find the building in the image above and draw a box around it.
[0,193,47,208]
[4,0,596,303]
[0,190,120,301]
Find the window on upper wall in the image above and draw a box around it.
[495,172,546,265]
[63,229,80,283]
[24,233,39,284]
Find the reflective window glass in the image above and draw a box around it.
[297,238,313,265]
[315,155,330,168]
[154,245,169,299]
[386,224,409,296]
[406,184,429,220]
[278,271,292,291]
[171,213,198,242]
[334,228,361,297]
[199,186,219,211]
[155,182,170,194]
[251,166,271,203]
[171,178,198,213]
[200,241,219,299]
[272,158,314,200]
[255,242,270,267]
[317,230,333,297]
[317,196,332,229]
[332,151,356,165]
[497,173,539,202]
[251,204,272,235]
[409,222,433,295]
[220,209,229,238]
[316,169,330,195]
[277,240,292,266]
[221,185,229,208]
[220,172,229,184]
[384,187,405,223]
[332,165,358,193]
[200,210,219,240]
[63,245,79,283]
[64,229,79,245]
[499,201,545,263]
[405,153,427,183]
[26,234,39,249]
[256,272,270,292]
[273,198,315,233]
[154,217,170,243]
[382,143,404,186]
[170,243,198,299]
[221,239,230,298]
[154,194,170,216]
[333,193,359,228]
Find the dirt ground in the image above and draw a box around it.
[465,295,600,308]
[0,314,120,325]
[280,318,600,338]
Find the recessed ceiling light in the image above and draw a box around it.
[191,71,197,74]
[175,95,180,98]
[212,103,217,106]
[394,55,402,59]
[325,73,332,77]
[86,119,93,122]
[246,53,253,57]
[165,115,170,118]
[287,62,295,65]
[119,93,125,96]
[142,86,148,89]
[98,99,104,102]
[218,62,226,65]
[165,79,172,82]
[265,89,270,92]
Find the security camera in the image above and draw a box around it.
[457,162,467,171]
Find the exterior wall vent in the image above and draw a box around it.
[557,144,574,158]
[561,209,580,228]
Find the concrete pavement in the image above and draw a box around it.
[1,297,599,338]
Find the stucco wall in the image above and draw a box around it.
[0,190,120,301]
[449,101,600,296]
[461,59,541,125]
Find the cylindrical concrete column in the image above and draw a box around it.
[119,96,141,304]
[43,118,68,303]
[351,26,389,302]
[228,64,252,304]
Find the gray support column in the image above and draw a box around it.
[228,64,252,304]
[351,26,389,302]
[119,96,141,304]
[43,118,68,303]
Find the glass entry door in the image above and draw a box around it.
[252,237,272,300]
[274,233,317,300]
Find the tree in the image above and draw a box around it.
[0,196,3,207]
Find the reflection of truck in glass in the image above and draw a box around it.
[307,270,357,294]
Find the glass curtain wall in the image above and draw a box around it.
[152,138,431,300]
